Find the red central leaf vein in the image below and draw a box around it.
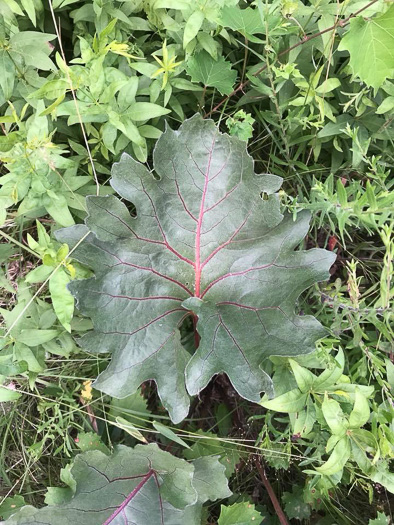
[103,470,155,525]
[194,138,216,297]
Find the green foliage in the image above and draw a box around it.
[339,6,394,90]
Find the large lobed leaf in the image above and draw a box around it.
[6,443,230,524]
[57,115,335,423]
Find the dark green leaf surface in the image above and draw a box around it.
[57,115,335,422]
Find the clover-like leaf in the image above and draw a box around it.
[57,115,335,423]
[6,443,229,524]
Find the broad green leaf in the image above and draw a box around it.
[49,269,74,332]
[187,52,237,95]
[220,7,265,35]
[338,6,394,89]
[183,10,205,48]
[315,436,351,475]
[9,32,56,71]
[124,102,170,122]
[322,395,348,436]
[191,456,231,503]
[289,359,316,392]
[348,389,370,428]
[17,329,59,346]
[30,79,68,100]
[0,385,21,402]
[7,444,226,524]
[260,389,308,413]
[153,421,190,448]
[57,115,334,423]
[218,502,264,524]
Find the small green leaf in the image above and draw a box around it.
[218,501,264,525]
[260,389,308,413]
[282,486,311,521]
[197,32,218,59]
[125,102,170,122]
[322,395,348,436]
[14,342,44,372]
[314,348,345,389]
[153,420,190,449]
[289,359,315,393]
[49,270,74,332]
[75,432,110,454]
[21,0,36,25]
[315,436,351,475]
[115,416,147,443]
[315,78,341,94]
[349,389,370,428]
[336,178,348,207]
[376,95,394,114]
[368,512,390,525]
[187,51,237,95]
[183,10,204,48]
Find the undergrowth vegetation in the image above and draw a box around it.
[0,0,393,523]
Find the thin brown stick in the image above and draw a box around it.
[255,456,289,525]
[204,0,379,118]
